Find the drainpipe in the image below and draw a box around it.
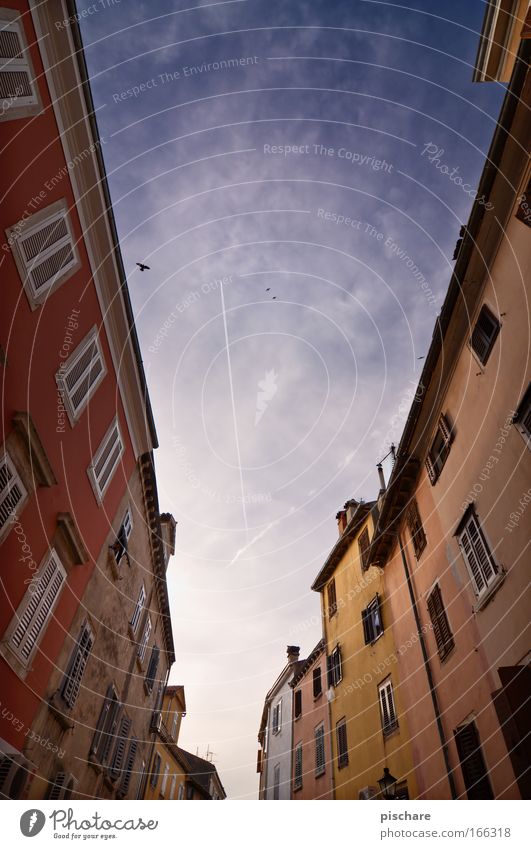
[397,534,457,799]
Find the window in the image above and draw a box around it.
[0,14,40,121]
[336,719,348,769]
[457,510,498,596]
[8,548,66,664]
[0,450,27,540]
[454,721,494,799]
[427,584,454,660]
[312,666,322,699]
[327,578,337,618]
[171,711,179,739]
[178,783,184,800]
[358,526,371,570]
[513,383,531,448]
[56,328,106,425]
[137,616,152,662]
[170,774,177,800]
[315,724,325,776]
[110,715,132,779]
[87,418,124,502]
[144,645,160,694]
[362,595,383,644]
[272,699,282,735]
[91,685,121,765]
[294,689,302,719]
[273,764,280,800]
[470,305,500,365]
[406,499,427,558]
[426,414,453,485]
[130,584,146,634]
[293,743,303,791]
[7,201,78,304]
[515,176,531,227]
[327,645,342,687]
[119,738,138,797]
[378,679,399,735]
[111,508,133,566]
[61,622,94,707]
[150,753,161,788]
[160,763,169,796]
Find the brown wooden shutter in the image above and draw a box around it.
[454,722,494,799]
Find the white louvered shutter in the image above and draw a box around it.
[57,329,105,421]
[458,513,497,594]
[88,419,124,500]
[137,616,152,661]
[130,584,146,634]
[439,413,453,445]
[9,550,66,662]
[0,451,27,535]
[0,20,38,108]
[13,207,77,299]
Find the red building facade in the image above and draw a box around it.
[1,0,171,797]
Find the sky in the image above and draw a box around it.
[78,0,505,799]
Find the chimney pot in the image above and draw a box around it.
[286,645,300,664]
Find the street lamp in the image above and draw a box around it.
[378,767,398,800]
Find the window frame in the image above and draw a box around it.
[60,621,94,708]
[378,678,399,736]
[271,699,282,736]
[327,578,337,618]
[513,382,531,449]
[469,304,500,366]
[427,583,455,661]
[454,720,494,800]
[6,199,79,306]
[315,723,326,777]
[406,499,427,558]
[362,594,384,645]
[293,742,303,792]
[426,414,453,485]
[336,718,349,770]
[0,11,42,122]
[55,326,107,426]
[87,417,124,503]
[6,547,66,666]
[130,584,146,635]
[358,526,371,571]
[456,509,498,598]
[312,666,322,699]
[328,645,343,687]
[0,448,28,543]
[294,688,302,720]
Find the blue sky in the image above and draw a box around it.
[78,0,504,798]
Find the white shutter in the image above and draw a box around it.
[458,513,497,594]
[130,584,146,634]
[9,204,78,300]
[0,451,27,536]
[56,328,106,423]
[9,549,66,662]
[378,680,398,733]
[61,623,94,707]
[122,508,133,539]
[137,615,152,661]
[87,418,124,501]
[0,19,38,109]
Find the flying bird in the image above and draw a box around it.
[136,262,150,272]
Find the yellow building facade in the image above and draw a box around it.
[312,500,418,800]
[144,686,187,800]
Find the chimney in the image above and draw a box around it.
[286,645,300,665]
[336,510,347,536]
[344,499,359,524]
[377,463,386,492]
